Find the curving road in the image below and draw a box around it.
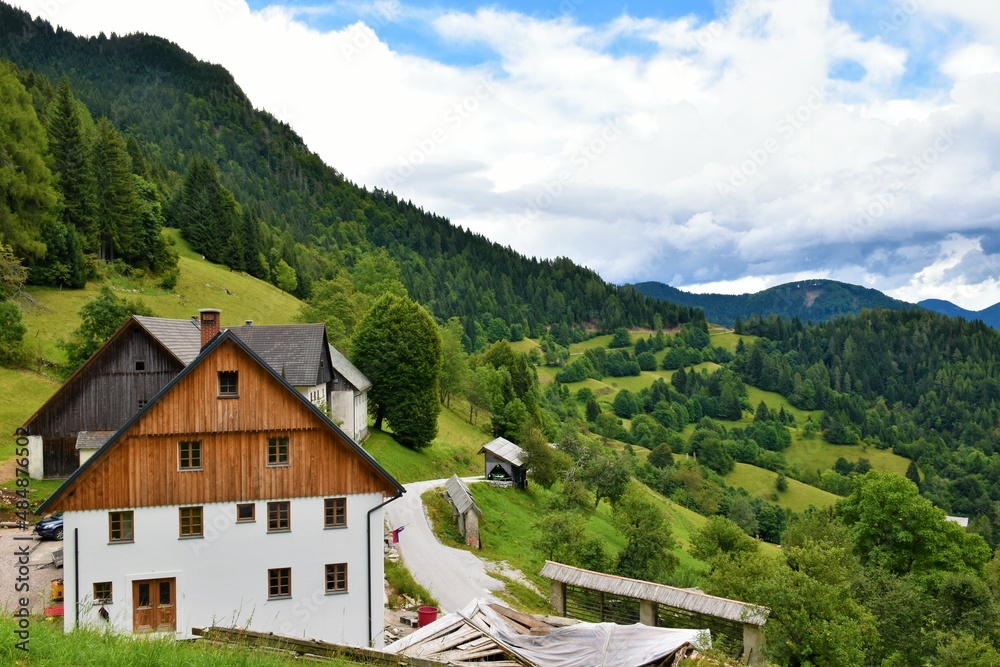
[384,478,503,614]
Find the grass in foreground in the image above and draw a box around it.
[0,616,354,667]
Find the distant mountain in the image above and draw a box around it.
[919,299,1000,330]
[633,279,915,327]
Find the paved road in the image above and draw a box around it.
[385,479,502,614]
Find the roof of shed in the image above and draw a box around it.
[478,437,525,467]
[445,474,482,516]
[75,431,114,451]
[540,561,769,626]
[329,345,372,391]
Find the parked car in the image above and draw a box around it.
[34,513,63,541]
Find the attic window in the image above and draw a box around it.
[134,360,145,372]
[218,371,238,397]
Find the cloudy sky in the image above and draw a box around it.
[12,0,1000,309]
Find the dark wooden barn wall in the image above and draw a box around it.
[27,323,184,438]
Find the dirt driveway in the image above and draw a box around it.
[0,528,64,616]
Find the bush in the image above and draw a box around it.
[609,327,631,348]
[637,350,657,371]
[0,300,26,367]
[159,266,179,291]
[606,350,640,377]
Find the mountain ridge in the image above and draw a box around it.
[919,298,1000,329]
[633,278,917,327]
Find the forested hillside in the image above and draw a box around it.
[735,309,1000,538]
[0,1,699,346]
[634,278,914,326]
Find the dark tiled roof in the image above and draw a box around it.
[133,315,202,365]
[230,323,328,387]
[329,345,372,391]
[136,316,330,387]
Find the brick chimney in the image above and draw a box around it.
[199,309,221,348]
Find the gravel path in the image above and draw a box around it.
[0,528,64,615]
[384,479,503,614]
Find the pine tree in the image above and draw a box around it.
[169,156,239,264]
[906,460,920,488]
[92,118,139,261]
[48,77,97,250]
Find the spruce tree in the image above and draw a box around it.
[169,156,239,264]
[48,77,97,250]
[92,118,139,261]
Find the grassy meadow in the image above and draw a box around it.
[21,229,304,365]
[0,616,356,667]
[725,462,839,512]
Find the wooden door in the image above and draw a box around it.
[43,437,77,478]
[132,578,176,632]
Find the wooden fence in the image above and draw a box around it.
[192,626,446,666]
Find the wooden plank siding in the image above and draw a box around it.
[49,338,397,512]
[25,321,184,439]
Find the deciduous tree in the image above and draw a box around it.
[352,293,442,449]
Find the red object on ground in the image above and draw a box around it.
[43,604,64,618]
[417,606,438,627]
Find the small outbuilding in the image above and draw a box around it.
[445,475,483,549]
[478,437,528,489]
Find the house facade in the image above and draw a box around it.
[328,346,372,442]
[39,330,403,647]
[24,310,367,479]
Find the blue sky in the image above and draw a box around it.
[14,0,1000,308]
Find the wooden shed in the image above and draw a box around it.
[477,437,528,489]
[444,475,482,549]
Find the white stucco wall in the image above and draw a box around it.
[296,383,327,409]
[329,390,356,441]
[354,392,368,441]
[27,436,43,480]
[62,493,388,647]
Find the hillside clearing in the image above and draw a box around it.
[726,462,839,512]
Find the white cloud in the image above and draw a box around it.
[11,0,1000,307]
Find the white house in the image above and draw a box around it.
[38,329,404,647]
[328,345,372,442]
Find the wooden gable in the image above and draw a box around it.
[45,334,400,512]
[24,318,186,439]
